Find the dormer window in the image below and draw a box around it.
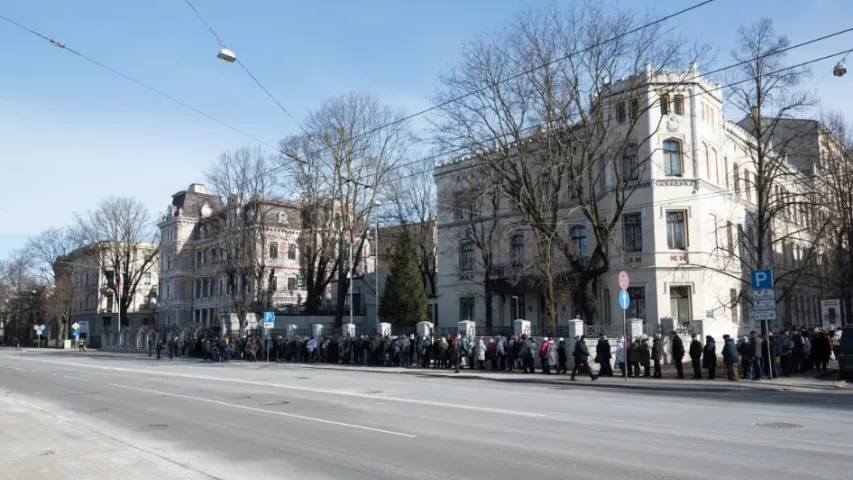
[278,211,288,224]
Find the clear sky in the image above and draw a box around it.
[1,0,851,260]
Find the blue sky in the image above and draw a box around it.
[1,0,851,260]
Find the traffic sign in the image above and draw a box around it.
[753,299,775,310]
[71,322,80,330]
[754,310,777,321]
[752,289,775,301]
[751,269,773,289]
[263,311,275,329]
[618,290,630,310]
[72,329,79,337]
[618,271,630,290]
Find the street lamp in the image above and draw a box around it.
[374,201,381,329]
[834,61,847,77]
[217,46,237,63]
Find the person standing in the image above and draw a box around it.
[596,334,613,377]
[557,338,569,374]
[689,334,703,379]
[721,334,739,381]
[703,335,717,380]
[670,331,685,379]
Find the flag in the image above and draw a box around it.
[350,228,355,245]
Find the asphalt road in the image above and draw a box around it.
[1,349,851,480]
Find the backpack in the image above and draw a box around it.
[539,341,548,356]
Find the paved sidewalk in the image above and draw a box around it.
[0,390,213,480]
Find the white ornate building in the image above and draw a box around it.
[434,65,828,338]
[157,184,310,329]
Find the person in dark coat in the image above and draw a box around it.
[651,335,663,378]
[506,335,517,372]
[721,334,739,381]
[450,335,461,374]
[570,336,598,381]
[557,338,569,374]
[749,331,763,380]
[520,334,535,374]
[628,339,642,377]
[669,331,685,379]
[639,337,651,377]
[689,334,703,379]
[703,335,717,380]
[812,331,831,372]
[596,335,613,377]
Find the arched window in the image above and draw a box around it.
[269,242,279,259]
[711,147,719,184]
[663,139,682,177]
[288,243,297,260]
[270,276,278,292]
[570,225,587,258]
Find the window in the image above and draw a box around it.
[745,171,752,201]
[630,98,639,120]
[726,221,734,255]
[616,102,626,123]
[571,226,587,258]
[627,287,646,321]
[672,95,684,115]
[567,168,580,198]
[195,279,201,298]
[166,282,172,299]
[730,289,739,324]
[297,274,306,289]
[541,173,552,202]
[666,210,687,250]
[663,140,682,176]
[270,276,278,292]
[269,242,279,259]
[709,214,719,250]
[622,144,639,181]
[669,286,692,325]
[287,277,297,291]
[202,279,209,297]
[195,251,204,267]
[166,256,172,270]
[622,213,642,252]
[459,297,475,321]
[143,272,152,285]
[106,293,114,312]
[459,241,474,272]
[733,163,741,194]
[703,142,710,179]
[711,148,719,184]
[660,94,670,114]
[510,233,524,267]
[278,211,288,224]
[724,157,729,188]
[288,243,297,260]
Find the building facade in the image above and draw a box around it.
[434,65,828,338]
[66,243,159,341]
[157,184,319,329]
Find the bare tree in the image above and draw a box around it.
[281,93,413,328]
[724,18,827,324]
[0,250,45,344]
[25,226,80,345]
[433,1,700,329]
[72,197,160,329]
[819,112,853,323]
[384,159,438,296]
[205,146,280,329]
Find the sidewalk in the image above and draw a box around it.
[29,348,850,393]
[0,390,211,479]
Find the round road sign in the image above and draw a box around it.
[618,270,630,290]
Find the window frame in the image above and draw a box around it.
[665,210,688,250]
[663,139,683,177]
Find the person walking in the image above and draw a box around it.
[570,336,598,381]
[596,335,613,377]
[651,334,663,378]
[689,334,703,379]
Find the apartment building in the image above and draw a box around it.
[434,65,828,337]
[157,184,311,330]
[66,242,159,341]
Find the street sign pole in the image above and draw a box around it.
[751,269,775,382]
[618,271,630,382]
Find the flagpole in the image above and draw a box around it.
[349,229,354,326]
[116,264,121,334]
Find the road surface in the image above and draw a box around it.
[0,349,850,480]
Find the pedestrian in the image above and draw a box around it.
[496,335,506,371]
[557,337,569,374]
[615,336,627,377]
[721,334,739,381]
[639,336,651,377]
[689,334,703,379]
[651,334,663,378]
[813,331,831,372]
[703,335,717,380]
[596,334,613,377]
[629,337,642,377]
[546,338,557,375]
[779,330,793,376]
[475,337,486,370]
[670,331,685,379]
[749,331,763,380]
[570,335,598,381]
[521,334,535,374]
[539,338,550,373]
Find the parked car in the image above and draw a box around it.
[838,327,853,381]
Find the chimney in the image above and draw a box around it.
[188,183,207,194]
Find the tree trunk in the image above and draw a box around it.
[484,291,493,328]
[580,276,600,325]
[334,264,348,329]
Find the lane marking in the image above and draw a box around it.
[3,365,25,371]
[64,376,85,381]
[10,358,544,418]
[106,382,417,439]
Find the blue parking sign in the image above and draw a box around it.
[751,269,773,289]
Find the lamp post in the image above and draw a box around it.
[374,201,381,329]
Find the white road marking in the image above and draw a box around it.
[106,382,417,439]
[3,365,25,371]
[64,376,85,381]
[11,358,545,418]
